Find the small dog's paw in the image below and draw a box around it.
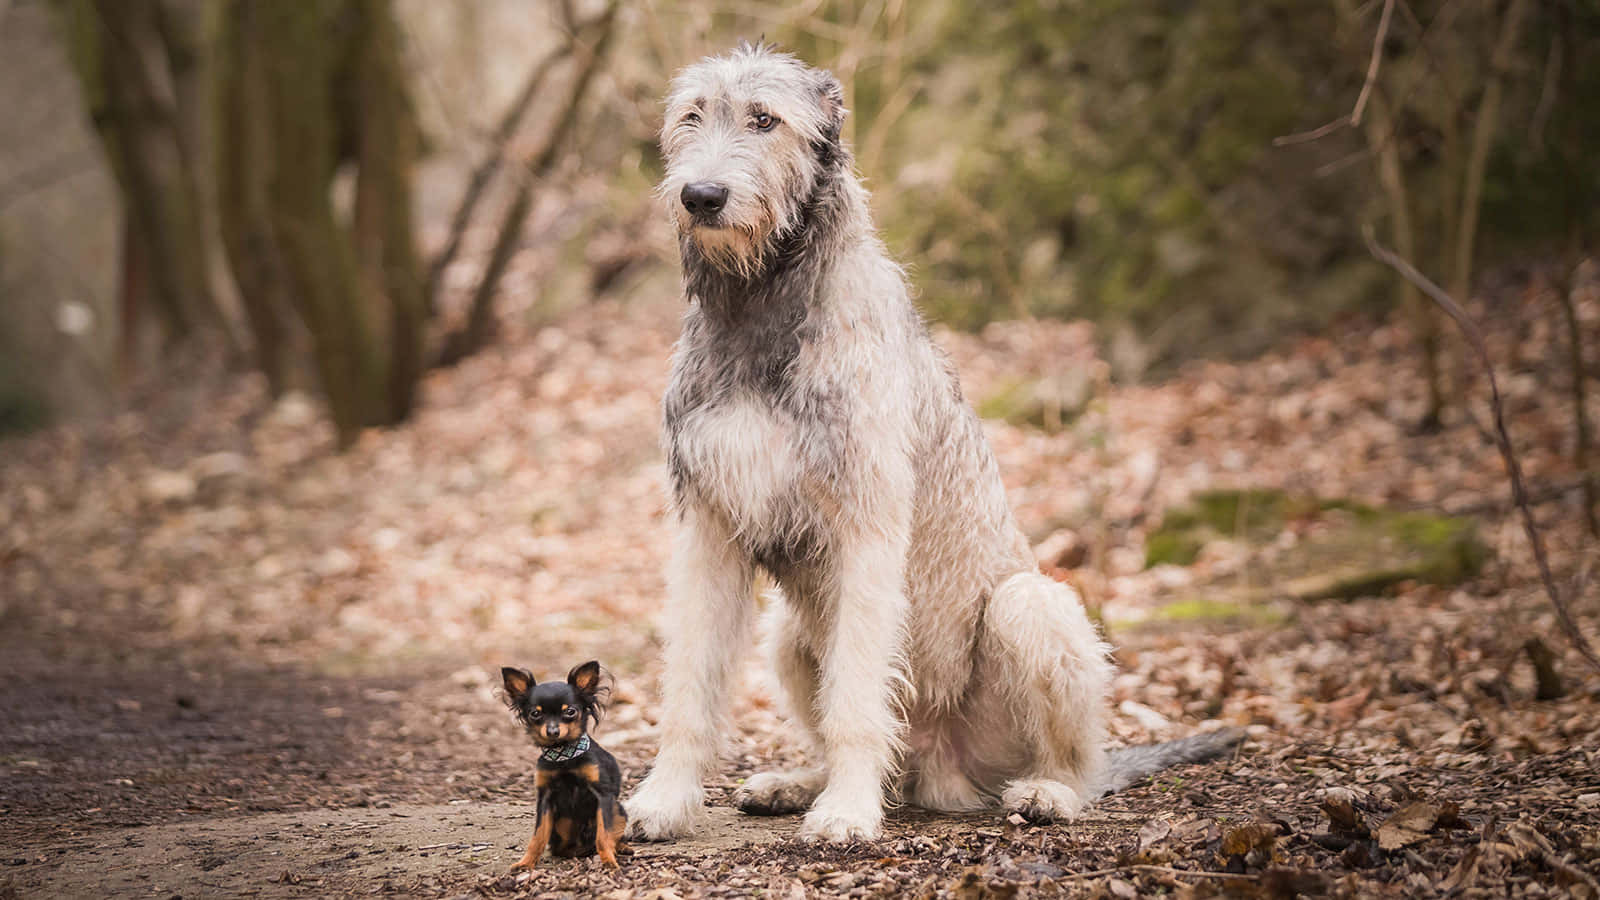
[799,789,882,842]
[735,770,824,816]
[1001,778,1086,824]
[507,858,538,873]
[625,776,705,841]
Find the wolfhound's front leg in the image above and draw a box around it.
[627,510,755,840]
[801,529,911,842]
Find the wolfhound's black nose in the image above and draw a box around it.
[681,182,729,218]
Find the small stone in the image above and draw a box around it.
[142,470,197,505]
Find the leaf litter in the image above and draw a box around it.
[1,265,1598,896]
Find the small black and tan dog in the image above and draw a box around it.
[501,660,627,869]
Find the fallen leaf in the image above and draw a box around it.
[1137,818,1172,851]
[1375,801,1445,851]
[1320,787,1366,834]
[1221,822,1280,857]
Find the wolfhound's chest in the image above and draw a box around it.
[664,385,845,550]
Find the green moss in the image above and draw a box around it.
[1145,490,1488,594]
[1386,512,1489,585]
[0,388,50,437]
[976,378,1032,423]
[1150,598,1286,626]
[1144,531,1205,567]
[976,376,1091,432]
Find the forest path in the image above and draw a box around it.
[4,284,1598,897]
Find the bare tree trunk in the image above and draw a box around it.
[156,0,252,359]
[1365,91,1445,430]
[252,0,390,446]
[1556,255,1598,536]
[1333,0,1444,429]
[349,0,425,422]
[216,0,306,395]
[424,41,571,315]
[218,0,426,446]
[436,3,618,367]
[56,0,247,357]
[59,0,200,340]
[1447,0,1531,306]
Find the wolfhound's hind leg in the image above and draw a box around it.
[735,599,828,816]
[981,571,1112,822]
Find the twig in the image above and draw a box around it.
[1275,115,1352,147]
[1274,0,1393,145]
[434,2,619,367]
[425,43,575,312]
[1417,470,1600,517]
[1365,229,1600,674]
[1060,865,1258,882]
[1351,0,1395,125]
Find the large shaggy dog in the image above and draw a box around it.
[627,43,1236,843]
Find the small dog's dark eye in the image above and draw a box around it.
[529,711,543,721]
[562,707,579,720]
[753,112,777,132]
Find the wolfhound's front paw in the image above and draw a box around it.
[1001,778,1087,824]
[734,769,825,816]
[625,776,706,841]
[799,789,882,842]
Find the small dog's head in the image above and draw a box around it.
[501,660,609,748]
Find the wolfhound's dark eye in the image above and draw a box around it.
[682,110,701,127]
[752,112,778,131]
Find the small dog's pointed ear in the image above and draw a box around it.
[501,667,534,705]
[567,660,602,695]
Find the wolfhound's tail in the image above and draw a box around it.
[1094,727,1246,797]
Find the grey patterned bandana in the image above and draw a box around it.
[540,735,591,764]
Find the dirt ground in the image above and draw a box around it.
[3,268,1600,897]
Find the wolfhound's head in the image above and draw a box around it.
[658,42,847,277]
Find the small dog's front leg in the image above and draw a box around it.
[627,511,755,840]
[510,791,554,872]
[801,531,911,842]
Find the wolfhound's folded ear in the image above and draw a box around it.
[815,70,847,136]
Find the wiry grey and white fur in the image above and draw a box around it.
[627,44,1239,843]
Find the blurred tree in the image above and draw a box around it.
[57,0,616,447]
[720,0,1594,388]
[212,0,425,445]
[1481,1,1600,534]
[859,0,1376,376]
[56,0,249,362]
[1326,0,1533,431]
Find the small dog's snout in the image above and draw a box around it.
[545,723,561,738]
[681,182,729,218]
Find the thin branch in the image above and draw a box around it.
[1275,115,1353,147]
[424,41,574,311]
[1274,0,1393,146]
[1365,229,1600,674]
[1059,865,1259,882]
[1408,470,1600,517]
[434,2,619,367]
[1350,0,1394,125]
[1526,34,1562,153]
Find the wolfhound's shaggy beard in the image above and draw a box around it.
[629,44,1220,845]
